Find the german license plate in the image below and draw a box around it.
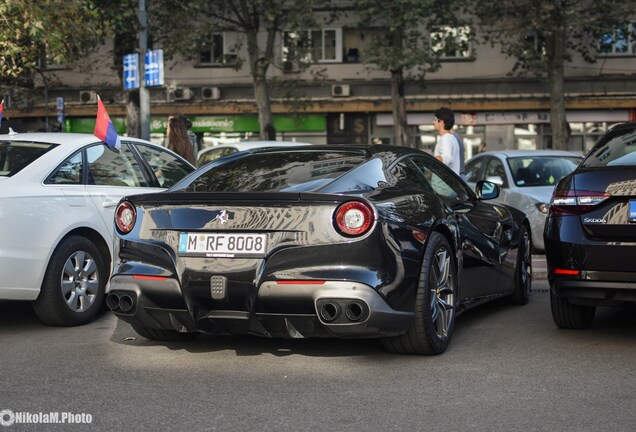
[629,200,636,222]
[178,232,267,257]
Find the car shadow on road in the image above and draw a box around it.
[109,315,388,358]
[108,294,633,358]
[0,300,42,327]
[455,293,636,337]
[0,300,113,332]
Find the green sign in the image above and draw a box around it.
[65,117,126,134]
[152,115,326,133]
[66,115,326,134]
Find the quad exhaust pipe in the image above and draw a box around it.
[317,299,368,324]
[106,292,136,313]
[319,302,341,322]
[345,301,365,322]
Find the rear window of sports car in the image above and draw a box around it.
[0,141,57,177]
[184,150,368,192]
[582,128,636,167]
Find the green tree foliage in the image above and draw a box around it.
[148,0,324,140]
[353,0,459,147]
[0,0,105,81]
[470,0,632,150]
[94,0,140,74]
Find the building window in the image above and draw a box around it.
[37,44,65,70]
[514,124,539,150]
[523,32,546,57]
[431,26,471,59]
[198,33,236,65]
[569,122,616,152]
[282,28,343,66]
[599,22,636,55]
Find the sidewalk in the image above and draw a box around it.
[532,254,548,279]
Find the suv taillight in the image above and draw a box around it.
[548,187,610,217]
[333,201,374,236]
[115,201,137,234]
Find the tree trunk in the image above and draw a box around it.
[125,91,141,139]
[246,28,275,140]
[546,18,569,150]
[254,63,275,140]
[391,69,409,147]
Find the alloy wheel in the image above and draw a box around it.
[60,251,100,312]
[430,247,455,339]
[520,231,532,291]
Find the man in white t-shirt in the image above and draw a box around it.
[433,107,460,174]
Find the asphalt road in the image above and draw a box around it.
[1,278,635,431]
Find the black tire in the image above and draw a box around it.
[33,236,107,326]
[550,292,595,329]
[510,225,532,305]
[382,232,457,355]
[131,324,199,342]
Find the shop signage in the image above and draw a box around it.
[377,110,630,127]
[64,115,326,134]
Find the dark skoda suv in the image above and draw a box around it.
[544,122,636,329]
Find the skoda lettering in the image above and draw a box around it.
[583,217,606,224]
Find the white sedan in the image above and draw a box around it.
[0,132,194,326]
[464,150,582,252]
[197,140,312,166]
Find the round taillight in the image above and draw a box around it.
[115,201,137,234]
[334,201,374,236]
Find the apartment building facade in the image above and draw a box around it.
[2,13,635,160]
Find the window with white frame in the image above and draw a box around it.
[282,28,343,66]
[198,33,237,65]
[523,32,546,57]
[599,22,636,55]
[431,26,471,59]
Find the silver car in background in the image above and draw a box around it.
[464,150,582,252]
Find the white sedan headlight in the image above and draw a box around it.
[536,202,550,214]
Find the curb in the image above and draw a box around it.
[532,254,547,280]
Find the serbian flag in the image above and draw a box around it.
[0,99,4,125]
[94,96,121,150]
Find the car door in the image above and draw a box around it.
[463,155,486,188]
[44,150,107,243]
[85,143,161,239]
[410,156,507,300]
[481,155,519,209]
[131,142,195,188]
[45,150,92,209]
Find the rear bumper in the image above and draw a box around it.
[550,274,636,306]
[108,276,414,338]
[544,215,636,272]
[545,215,636,305]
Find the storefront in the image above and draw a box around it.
[374,109,633,159]
[65,114,328,147]
[58,109,635,155]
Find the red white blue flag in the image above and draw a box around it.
[0,99,4,126]
[94,96,121,150]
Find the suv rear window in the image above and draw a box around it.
[0,141,57,176]
[582,127,636,167]
[183,150,368,192]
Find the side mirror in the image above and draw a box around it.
[485,175,504,186]
[476,180,500,200]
